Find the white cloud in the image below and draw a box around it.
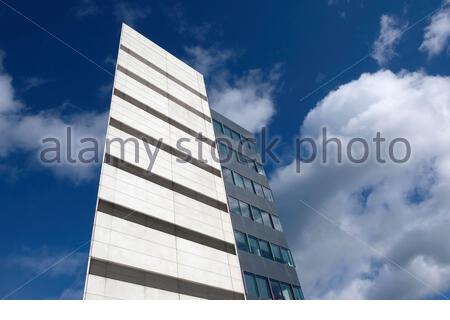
[270,70,450,299]
[113,1,151,27]
[185,46,280,133]
[8,247,87,278]
[184,46,235,78]
[420,1,450,57]
[0,50,107,183]
[210,68,279,133]
[372,15,407,66]
[73,0,99,19]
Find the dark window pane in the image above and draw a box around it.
[270,280,284,300]
[230,150,238,163]
[246,159,257,171]
[239,201,251,219]
[271,215,283,231]
[280,283,294,300]
[263,187,274,202]
[254,183,264,197]
[244,272,258,298]
[231,130,241,142]
[251,206,263,224]
[234,231,249,252]
[233,172,245,189]
[292,286,305,300]
[222,167,234,184]
[259,240,273,259]
[256,163,266,176]
[255,276,272,299]
[243,177,254,192]
[213,120,223,134]
[218,143,231,162]
[239,154,249,164]
[228,197,240,215]
[281,248,295,267]
[248,236,260,256]
[271,244,283,263]
[223,126,232,138]
[261,212,273,227]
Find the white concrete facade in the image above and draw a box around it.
[83,24,244,300]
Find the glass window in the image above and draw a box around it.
[271,215,283,232]
[263,187,274,202]
[222,167,234,184]
[223,125,232,138]
[213,120,223,134]
[255,276,272,299]
[239,201,251,219]
[234,231,249,252]
[253,182,264,198]
[292,286,305,300]
[233,172,245,189]
[218,143,229,160]
[247,159,257,172]
[248,236,260,256]
[281,248,295,267]
[270,280,284,300]
[231,130,241,142]
[244,272,258,298]
[280,282,294,300]
[271,244,284,263]
[238,153,248,164]
[251,206,263,224]
[261,211,273,228]
[256,163,266,176]
[258,240,273,260]
[228,196,240,215]
[243,177,254,192]
[230,149,238,163]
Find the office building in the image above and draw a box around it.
[83,23,303,300]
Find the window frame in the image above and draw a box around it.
[261,211,273,228]
[228,196,241,216]
[234,230,249,252]
[222,167,234,184]
[250,206,263,224]
[253,182,265,198]
[248,235,260,256]
[239,200,252,219]
[271,215,283,232]
[263,186,274,202]
[271,243,284,263]
[244,272,259,298]
[258,239,273,260]
[255,275,272,299]
[269,279,284,300]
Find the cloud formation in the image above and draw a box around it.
[185,46,280,133]
[0,50,107,183]
[420,1,450,57]
[270,70,450,299]
[113,1,151,27]
[372,15,407,66]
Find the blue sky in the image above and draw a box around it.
[1,0,450,299]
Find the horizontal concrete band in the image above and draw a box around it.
[113,89,216,147]
[109,117,221,177]
[104,153,229,212]
[120,44,208,101]
[97,199,236,255]
[116,65,211,123]
[89,258,244,300]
